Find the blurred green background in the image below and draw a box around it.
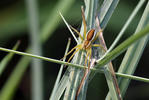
[0,0,149,100]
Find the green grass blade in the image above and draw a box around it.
[0,41,20,76]
[99,0,119,28]
[50,39,71,100]
[25,0,43,100]
[101,0,145,61]
[117,1,149,97]
[0,44,149,84]
[59,13,78,44]
[54,67,72,100]
[0,47,87,71]
[0,55,30,100]
[104,66,119,100]
[115,73,149,83]
[96,22,149,67]
[105,1,146,99]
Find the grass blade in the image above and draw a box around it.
[59,13,78,44]
[117,1,149,97]
[99,0,119,28]
[104,66,120,100]
[105,1,146,99]
[0,41,20,76]
[41,0,75,42]
[0,55,30,100]
[25,0,43,100]
[50,38,71,100]
[100,0,145,60]
[96,23,149,67]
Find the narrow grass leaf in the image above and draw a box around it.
[118,1,149,97]
[50,39,71,100]
[104,67,119,100]
[105,1,146,99]
[59,12,78,44]
[96,23,149,67]
[99,0,119,29]
[0,55,30,100]
[101,0,146,60]
[41,0,75,42]
[115,73,149,83]
[25,0,43,100]
[0,41,20,76]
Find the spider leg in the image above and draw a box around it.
[92,44,106,52]
[84,50,89,66]
[81,6,87,39]
[69,25,83,41]
[67,48,80,63]
[61,44,81,61]
[88,48,92,70]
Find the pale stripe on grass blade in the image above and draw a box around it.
[0,41,20,76]
[118,1,149,97]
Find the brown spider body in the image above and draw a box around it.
[83,29,95,50]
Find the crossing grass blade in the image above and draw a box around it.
[0,41,20,76]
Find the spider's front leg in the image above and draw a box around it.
[61,44,82,63]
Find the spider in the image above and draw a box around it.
[62,7,103,68]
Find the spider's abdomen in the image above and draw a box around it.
[87,29,95,41]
